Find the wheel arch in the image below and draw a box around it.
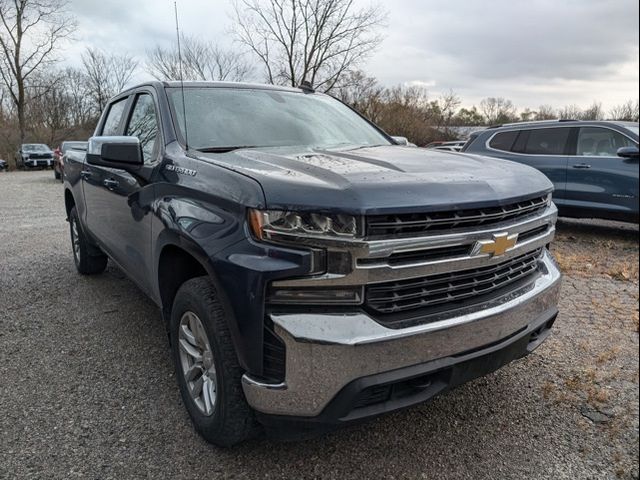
[155,239,251,370]
[64,188,75,218]
[157,243,208,320]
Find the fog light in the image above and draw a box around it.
[267,286,363,305]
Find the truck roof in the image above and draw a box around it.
[120,80,309,96]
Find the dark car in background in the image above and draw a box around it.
[463,120,639,223]
[54,141,87,181]
[15,143,55,170]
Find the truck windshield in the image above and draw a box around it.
[167,87,391,151]
[23,144,50,152]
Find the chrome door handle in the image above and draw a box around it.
[572,163,591,169]
[103,178,119,189]
[80,170,92,179]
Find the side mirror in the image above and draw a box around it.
[87,136,143,169]
[617,146,639,159]
[391,136,409,146]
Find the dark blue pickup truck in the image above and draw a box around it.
[64,81,562,446]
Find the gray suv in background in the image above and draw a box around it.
[463,120,639,223]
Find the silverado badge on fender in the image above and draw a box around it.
[473,232,519,257]
[165,164,197,176]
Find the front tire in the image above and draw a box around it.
[170,277,259,447]
[69,206,108,274]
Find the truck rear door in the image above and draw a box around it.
[82,96,131,252]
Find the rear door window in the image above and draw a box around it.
[576,127,636,156]
[101,98,128,136]
[522,128,570,155]
[489,131,519,151]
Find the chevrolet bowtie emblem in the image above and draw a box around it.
[473,232,519,257]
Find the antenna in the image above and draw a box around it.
[174,1,189,150]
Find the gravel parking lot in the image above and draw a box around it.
[1,170,638,480]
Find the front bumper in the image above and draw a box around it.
[242,251,561,419]
[24,158,53,167]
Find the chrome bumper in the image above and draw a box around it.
[242,251,561,417]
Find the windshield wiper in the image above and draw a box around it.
[195,146,262,153]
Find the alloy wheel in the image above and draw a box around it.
[70,219,81,264]
[178,311,217,416]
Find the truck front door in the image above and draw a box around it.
[103,91,161,294]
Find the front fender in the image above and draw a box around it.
[152,194,313,376]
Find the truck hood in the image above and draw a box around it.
[197,145,553,214]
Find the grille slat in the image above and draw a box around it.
[366,249,542,315]
[367,196,548,237]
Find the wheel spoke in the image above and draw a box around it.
[192,316,208,348]
[208,377,217,403]
[184,363,203,382]
[202,378,213,414]
[71,221,80,257]
[207,366,217,386]
[179,338,202,362]
[180,323,197,347]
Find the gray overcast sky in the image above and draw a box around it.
[64,0,639,110]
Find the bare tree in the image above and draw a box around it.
[557,104,583,120]
[334,70,383,120]
[232,0,386,92]
[0,0,76,144]
[373,85,441,145]
[63,66,94,128]
[433,90,461,130]
[26,71,69,144]
[609,99,639,122]
[581,101,604,120]
[453,106,484,126]
[519,108,536,122]
[534,104,557,120]
[479,97,517,125]
[82,47,138,115]
[147,35,251,82]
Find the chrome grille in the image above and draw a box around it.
[365,248,543,315]
[366,195,549,237]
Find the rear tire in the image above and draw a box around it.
[69,206,108,274]
[170,277,259,447]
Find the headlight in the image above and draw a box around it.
[248,209,359,242]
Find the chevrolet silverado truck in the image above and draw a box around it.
[64,81,562,446]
